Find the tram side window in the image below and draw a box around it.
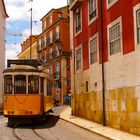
[47,80,53,96]
[4,75,12,94]
[40,77,44,93]
[28,75,39,94]
[14,75,26,94]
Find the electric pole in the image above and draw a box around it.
[30,0,33,59]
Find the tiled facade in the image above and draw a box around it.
[70,0,140,135]
[37,6,70,105]
[0,0,8,109]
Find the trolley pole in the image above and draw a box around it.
[30,0,33,59]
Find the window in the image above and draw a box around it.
[137,9,140,44]
[109,23,121,55]
[58,13,62,20]
[40,77,44,93]
[49,48,52,59]
[75,8,81,33]
[4,75,12,94]
[50,15,52,25]
[47,80,53,96]
[88,0,97,21]
[56,26,60,40]
[107,0,118,9]
[55,62,60,79]
[49,31,53,44]
[44,35,46,47]
[56,62,60,72]
[76,48,82,70]
[14,75,26,94]
[56,46,59,56]
[108,0,114,4]
[44,51,46,62]
[43,19,46,30]
[49,64,53,75]
[90,37,97,64]
[28,75,39,94]
[39,39,41,50]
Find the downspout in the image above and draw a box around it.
[100,0,106,126]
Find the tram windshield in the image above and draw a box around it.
[28,75,39,94]
[14,75,26,94]
[4,75,12,94]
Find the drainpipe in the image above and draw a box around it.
[100,0,106,126]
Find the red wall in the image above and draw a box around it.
[73,0,140,70]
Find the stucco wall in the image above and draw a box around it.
[0,2,6,109]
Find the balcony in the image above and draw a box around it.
[53,71,60,80]
[69,0,82,11]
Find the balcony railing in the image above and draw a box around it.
[69,0,82,11]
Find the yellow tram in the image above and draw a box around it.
[3,60,54,122]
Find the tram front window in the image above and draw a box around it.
[28,75,39,94]
[14,75,26,94]
[4,75,12,94]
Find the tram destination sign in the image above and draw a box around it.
[7,59,41,68]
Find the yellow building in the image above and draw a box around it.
[18,35,38,59]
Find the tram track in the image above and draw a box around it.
[12,124,47,140]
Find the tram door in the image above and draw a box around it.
[40,77,44,114]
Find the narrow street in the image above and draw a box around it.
[0,113,109,140]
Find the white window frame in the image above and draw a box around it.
[107,0,118,9]
[75,7,82,36]
[75,44,83,72]
[107,16,123,59]
[89,33,99,65]
[133,3,140,48]
[88,0,98,25]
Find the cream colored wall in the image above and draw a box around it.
[18,42,37,59]
[0,1,6,109]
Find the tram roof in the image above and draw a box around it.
[3,65,40,73]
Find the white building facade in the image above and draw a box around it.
[0,0,8,109]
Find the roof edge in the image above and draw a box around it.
[2,0,9,18]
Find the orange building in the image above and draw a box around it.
[37,6,70,105]
[18,35,38,60]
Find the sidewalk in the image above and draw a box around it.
[53,106,140,140]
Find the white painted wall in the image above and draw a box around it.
[0,0,7,108]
